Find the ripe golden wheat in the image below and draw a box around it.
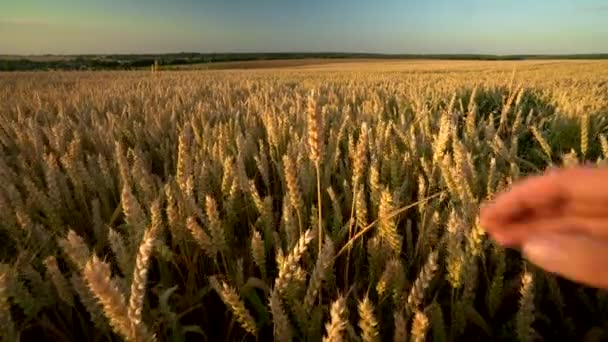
[0,60,607,341]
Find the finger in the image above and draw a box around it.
[482,198,608,243]
[557,166,608,201]
[480,171,566,229]
[481,166,608,230]
[566,199,608,218]
[522,232,608,289]
[485,216,608,247]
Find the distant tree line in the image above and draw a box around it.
[1,53,607,71]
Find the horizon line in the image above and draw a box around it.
[3,51,608,57]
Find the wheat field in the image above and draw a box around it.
[1,60,608,341]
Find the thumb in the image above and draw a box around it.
[522,233,608,289]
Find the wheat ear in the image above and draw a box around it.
[251,229,266,279]
[275,229,314,294]
[269,289,292,341]
[410,310,429,342]
[44,256,74,306]
[307,89,325,258]
[516,271,535,342]
[210,276,257,336]
[358,295,379,342]
[58,229,91,270]
[304,236,335,313]
[378,189,401,256]
[407,250,439,311]
[186,216,217,258]
[127,198,162,340]
[323,295,348,342]
[0,271,16,341]
[83,255,155,341]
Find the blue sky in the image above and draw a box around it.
[1,0,607,55]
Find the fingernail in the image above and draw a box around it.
[522,235,565,267]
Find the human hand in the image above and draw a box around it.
[480,166,608,289]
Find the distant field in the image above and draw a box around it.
[163,58,341,70]
[163,58,600,72]
[289,59,584,71]
[3,53,607,71]
[161,58,461,70]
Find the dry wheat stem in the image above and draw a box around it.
[337,191,445,257]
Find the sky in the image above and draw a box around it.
[1,0,607,55]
